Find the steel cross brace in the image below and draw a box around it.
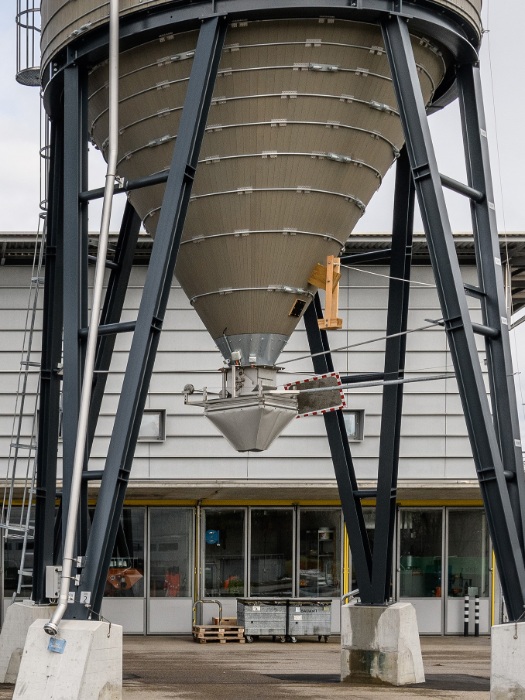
[382,15,525,620]
[70,16,227,618]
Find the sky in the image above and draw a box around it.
[1,3,524,233]
[0,1,525,431]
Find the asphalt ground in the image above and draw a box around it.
[0,634,491,699]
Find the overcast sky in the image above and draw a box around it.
[1,2,524,234]
[1,1,525,429]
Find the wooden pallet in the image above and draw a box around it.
[192,624,245,644]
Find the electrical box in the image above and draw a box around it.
[45,566,61,599]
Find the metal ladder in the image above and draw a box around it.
[2,0,46,599]
[0,214,46,598]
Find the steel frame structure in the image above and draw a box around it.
[33,2,525,622]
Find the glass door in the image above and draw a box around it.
[445,509,490,634]
[101,507,146,634]
[250,509,293,597]
[298,510,342,598]
[147,508,194,633]
[398,509,443,634]
[201,508,246,622]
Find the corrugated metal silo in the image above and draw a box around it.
[40,1,482,449]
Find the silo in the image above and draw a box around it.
[40,0,482,451]
[33,0,525,642]
[15,3,525,675]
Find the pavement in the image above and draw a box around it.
[0,634,491,699]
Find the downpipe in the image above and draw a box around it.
[45,0,120,635]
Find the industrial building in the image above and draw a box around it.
[2,228,525,636]
[4,6,525,698]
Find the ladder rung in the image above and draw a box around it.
[18,570,33,577]
[10,442,37,450]
[1,532,30,539]
[20,360,41,367]
[31,277,45,284]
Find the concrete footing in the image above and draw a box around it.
[491,621,525,699]
[341,601,425,686]
[13,619,122,699]
[0,601,56,683]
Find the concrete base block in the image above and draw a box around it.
[341,602,425,686]
[491,622,525,699]
[13,619,122,700]
[0,602,56,683]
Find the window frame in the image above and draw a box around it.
[342,409,365,442]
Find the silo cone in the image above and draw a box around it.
[87,18,447,450]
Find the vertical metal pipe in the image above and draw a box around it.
[45,0,119,636]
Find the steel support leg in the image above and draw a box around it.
[371,147,414,604]
[457,63,525,549]
[72,16,227,617]
[61,63,89,557]
[32,118,64,602]
[382,15,525,620]
[304,296,373,602]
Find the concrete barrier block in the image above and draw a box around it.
[491,622,525,700]
[341,601,424,686]
[13,619,122,699]
[0,602,56,683]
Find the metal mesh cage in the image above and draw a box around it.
[16,0,41,87]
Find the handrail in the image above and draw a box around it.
[341,589,360,605]
[192,599,223,626]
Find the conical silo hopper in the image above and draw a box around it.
[84,16,448,450]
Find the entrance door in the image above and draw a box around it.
[100,507,146,634]
[445,509,491,634]
[147,508,194,633]
[398,509,443,634]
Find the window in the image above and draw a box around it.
[149,508,193,597]
[343,409,364,441]
[298,510,341,597]
[103,508,145,598]
[203,509,245,597]
[399,509,442,598]
[250,509,293,597]
[138,409,166,441]
[447,510,490,598]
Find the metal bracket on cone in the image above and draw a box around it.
[308,255,343,330]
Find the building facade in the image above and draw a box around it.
[2,231,525,635]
